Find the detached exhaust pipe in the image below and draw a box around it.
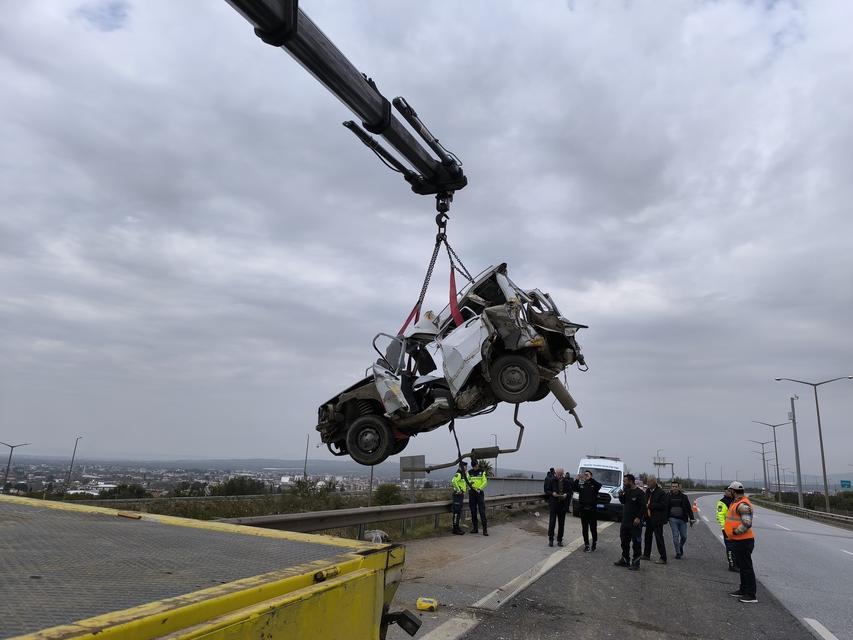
[547,378,584,429]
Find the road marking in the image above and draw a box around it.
[423,523,613,639]
[702,515,709,522]
[803,618,840,640]
[842,550,853,557]
[472,522,614,611]
[775,523,791,531]
[418,615,479,640]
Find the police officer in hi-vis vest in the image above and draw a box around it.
[451,461,470,535]
[468,459,489,536]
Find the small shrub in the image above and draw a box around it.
[374,483,404,505]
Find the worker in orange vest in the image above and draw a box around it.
[724,482,757,603]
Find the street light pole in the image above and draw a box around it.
[788,396,804,508]
[776,376,853,512]
[687,456,693,484]
[749,440,772,497]
[1,442,31,492]
[303,434,310,479]
[704,461,710,488]
[753,420,790,502]
[491,433,498,477]
[65,436,83,490]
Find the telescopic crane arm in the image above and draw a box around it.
[225,0,467,213]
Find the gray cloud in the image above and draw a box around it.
[1,1,852,480]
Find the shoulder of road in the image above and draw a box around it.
[389,497,823,639]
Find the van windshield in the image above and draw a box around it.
[580,468,621,487]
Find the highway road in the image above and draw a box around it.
[389,502,814,639]
[696,494,853,640]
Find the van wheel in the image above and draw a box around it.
[346,415,394,466]
[489,354,540,403]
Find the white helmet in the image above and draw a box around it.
[727,481,744,491]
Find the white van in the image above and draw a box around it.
[572,455,625,520]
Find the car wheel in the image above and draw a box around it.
[488,354,540,403]
[346,415,394,466]
[391,437,410,455]
[528,381,550,402]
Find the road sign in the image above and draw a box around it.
[840,480,851,489]
[400,455,425,480]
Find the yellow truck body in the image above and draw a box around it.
[0,496,407,640]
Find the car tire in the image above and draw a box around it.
[488,354,540,403]
[391,437,410,455]
[346,415,394,466]
[528,381,550,402]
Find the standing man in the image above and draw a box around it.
[450,462,469,535]
[545,467,572,547]
[615,474,644,570]
[574,469,602,552]
[468,459,488,536]
[725,481,757,603]
[543,468,555,495]
[642,475,668,564]
[666,482,695,559]
[716,487,738,571]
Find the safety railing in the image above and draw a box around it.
[73,489,438,506]
[219,492,545,533]
[750,497,853,527]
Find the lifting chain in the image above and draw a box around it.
[398,212,474,335]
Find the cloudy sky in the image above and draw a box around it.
[2,0,852,482]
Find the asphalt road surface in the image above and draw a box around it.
[456,506,810,640]
[696,494,853,640]
[388,502,815,639]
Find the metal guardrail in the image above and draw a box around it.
[74,490,417,506]
[751,497,853,527]
[220,493,545,533]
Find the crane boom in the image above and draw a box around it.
[225,0,467,212]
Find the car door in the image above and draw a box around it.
[437,317,490,396]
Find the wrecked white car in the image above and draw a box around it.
[316,264,587,466]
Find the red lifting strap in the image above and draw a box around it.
[449,269,464,327]
[398,302,421,336]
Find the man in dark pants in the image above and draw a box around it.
[642,475,668,564]
[615,473,644,570]
[450,462,469,535]
[468,459,488,536]
[545,467,572,547]
[573,469,602,551]
[724,482,758,603]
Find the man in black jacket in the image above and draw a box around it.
[573,469,602,552]
[543,468,555,495]
[642,475,668,564]
[615,474,644,570]
[544,467,572,547]
[666,482,695,559]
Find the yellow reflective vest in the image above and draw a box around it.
[452,472,469,493]
[468,470,488,491]
[715,499,728,529]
